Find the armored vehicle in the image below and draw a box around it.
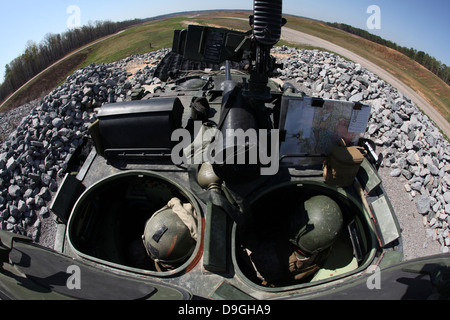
[1,0,449,300]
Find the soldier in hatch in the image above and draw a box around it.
[141,198,198,272]
[240,194,343,287]
[128,198,198,272]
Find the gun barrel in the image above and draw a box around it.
[253,0,283,46]
[225,60,232,81]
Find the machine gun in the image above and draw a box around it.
[172,0,285,98]
[170,0,286,182]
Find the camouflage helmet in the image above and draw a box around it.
[142,198,197,269]
[289,195,343,255]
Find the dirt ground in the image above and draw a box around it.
[0,51,90,114]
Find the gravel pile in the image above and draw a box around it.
[0,100,40,143]
[0,46,449,255]
[275,45,450,253]
[0,49,169,246]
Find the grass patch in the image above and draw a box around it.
[77,17,186,68]
[200,12,450,123]
[3,11,449,125]
[1,17,188,111]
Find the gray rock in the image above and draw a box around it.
[390,168,402,177]
[401,169,413,180]
[34,195,45,208]
[38,187,51,201]
[444,192,450,204]
[6,157,17,171]
[445,204,450,215]
[416,195,431,215]
[8,185,21,198]
[17,200,26,212]
[406,153,417,165]
[30,141,44,148]
[350,92,364,102]
[399,122,409,134]
[39,207,50,218]
[367,124,378,135]
[52,118,64,128]
[0,153,7,169]
[410,182,423,191]
[9,205,21,219]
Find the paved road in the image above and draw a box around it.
[280,27,450,137]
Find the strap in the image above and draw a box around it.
[288,251,321,281]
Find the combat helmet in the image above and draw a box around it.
[142,198,198,270]
[289,195,343,255]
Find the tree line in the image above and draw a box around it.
[327,22,450,85]
[0,19,145,105]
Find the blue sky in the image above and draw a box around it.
[0,0,449,83]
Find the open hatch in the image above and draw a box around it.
[67,171,202,276]
[233,180,378,288]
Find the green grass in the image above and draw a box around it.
[76,17,186,68]
[0,17,186,111]
[196,12,450,123]
[4,11,449,125]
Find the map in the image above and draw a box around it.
[279,96,371,164]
